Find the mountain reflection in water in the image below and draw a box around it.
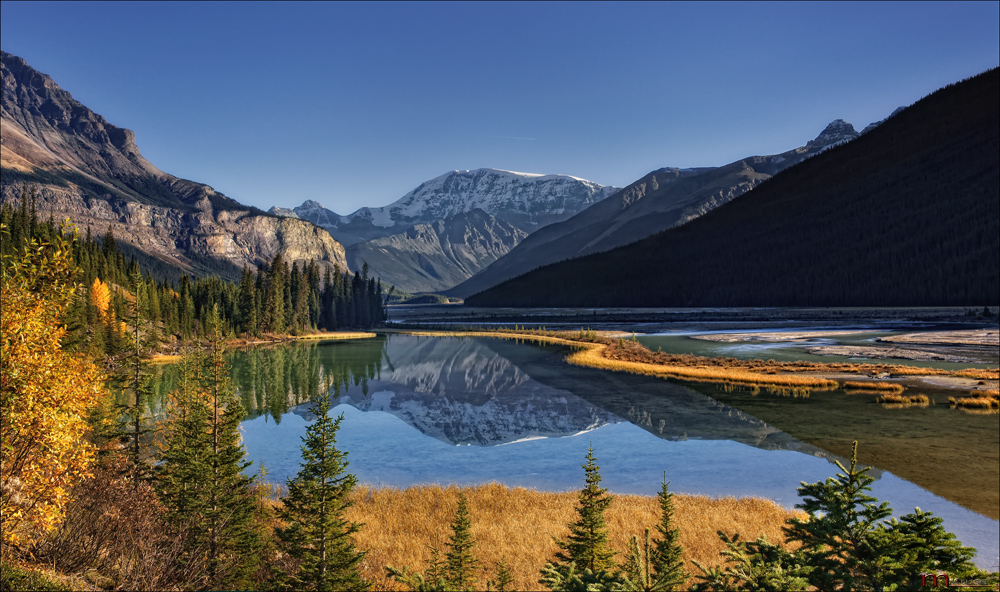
[150,335,996,568]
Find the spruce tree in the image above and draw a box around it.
[158,309,262,588]
[277,388,368,591]
[783,441,980,591]
[444,492,479,590]
[541,445,619,590]
[119,269,155,482]
[555,445,616,572]
[647,477,686,590]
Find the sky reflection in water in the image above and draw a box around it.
[230,336,998,568]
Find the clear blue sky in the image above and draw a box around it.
[2,1,997,214]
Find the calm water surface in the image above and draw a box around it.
[152,335,999,568]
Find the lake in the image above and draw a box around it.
[150,333,999,568]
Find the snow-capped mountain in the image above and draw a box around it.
[271,168,617,247]
[450,115,898,298]
[328,336,622,446]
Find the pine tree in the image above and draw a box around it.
[555,445,616,572]
[157,309,262,588]
[118,269,155,482]
[277,387,368,591]
[647,477,686,590]
[783,441,980,591]
[444,492,479,590]
[541,445,619,590]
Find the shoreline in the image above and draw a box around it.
[383,327,999,393]
[147,331,378,364]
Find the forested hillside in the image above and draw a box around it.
[0,197,385,358]
[467,68,1000,308]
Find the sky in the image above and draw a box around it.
[1,2,998,214]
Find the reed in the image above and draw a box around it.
[842,381,905,392]
[343,483,801,591]
[567,343,839,388]
[949,396,1000,410]
[954,368,1000,380]
[390,328,993,390]
[876,393,929,404]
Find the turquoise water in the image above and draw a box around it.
[152,335,999,568]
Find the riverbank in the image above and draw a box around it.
[384,327,999,393]
[147,331,377,365]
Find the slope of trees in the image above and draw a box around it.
[467,68,1000,308]
[0,194,386,358]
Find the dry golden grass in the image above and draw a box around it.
[390,328,995,391]
[294,332,378,341]
[567,343,838,389]
[842,381,905,392]
[954,368,1000,380]
[949,395,1000,410]
[877,393,930,407]
[344,484,802,591]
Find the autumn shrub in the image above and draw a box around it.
[32,454,207,591]
[1,231,105,553]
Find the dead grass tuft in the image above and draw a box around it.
[877,393,929,406]
[344,483,801,591]
[843,381,905,392]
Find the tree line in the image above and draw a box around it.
[1,228,995,591]
[467,68,999,309]
[0,188,386,359]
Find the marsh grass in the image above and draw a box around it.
[343,484,801,591]
[388,328,997,390]
[843,381,905,392]
[877,393,930,407]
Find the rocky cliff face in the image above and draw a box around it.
[273,168,617,247]
[0,51,349,278]
[345,209,527,293]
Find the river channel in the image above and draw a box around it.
[149,333,999,568]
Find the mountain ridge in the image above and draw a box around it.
[466,68,1000,308]
[0,50,350,279]
[448,116,867,298]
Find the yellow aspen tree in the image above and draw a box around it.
[1,231,106,551]
[91,277,110,322]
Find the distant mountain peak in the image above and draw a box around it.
[807,119,860,149]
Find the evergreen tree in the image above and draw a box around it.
[487,558,515,592]
[783,441,981,591]
[157,309,261,588]
[277,388,368,591]
[621,477,687,591]
[555,445,616,572]
[444,492,479,590]
[118,269,155,481]
[541,445,619,590]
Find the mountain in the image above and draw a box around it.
[327,335,622,446]
[466,68,1000,307]
[448,119,864,298]
[0,51,349,279]
[345,209,527,293]
[272,168,617,247]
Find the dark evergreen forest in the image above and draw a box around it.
[0,195,386,356]
[467,68,1000,308]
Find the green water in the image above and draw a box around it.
[145,335,1000,566]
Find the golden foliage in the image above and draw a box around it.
[90,277,111,322]
[876,393,930,407]
[344,484,802,591]
[1,234,105,550]
[843,381,905,392]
